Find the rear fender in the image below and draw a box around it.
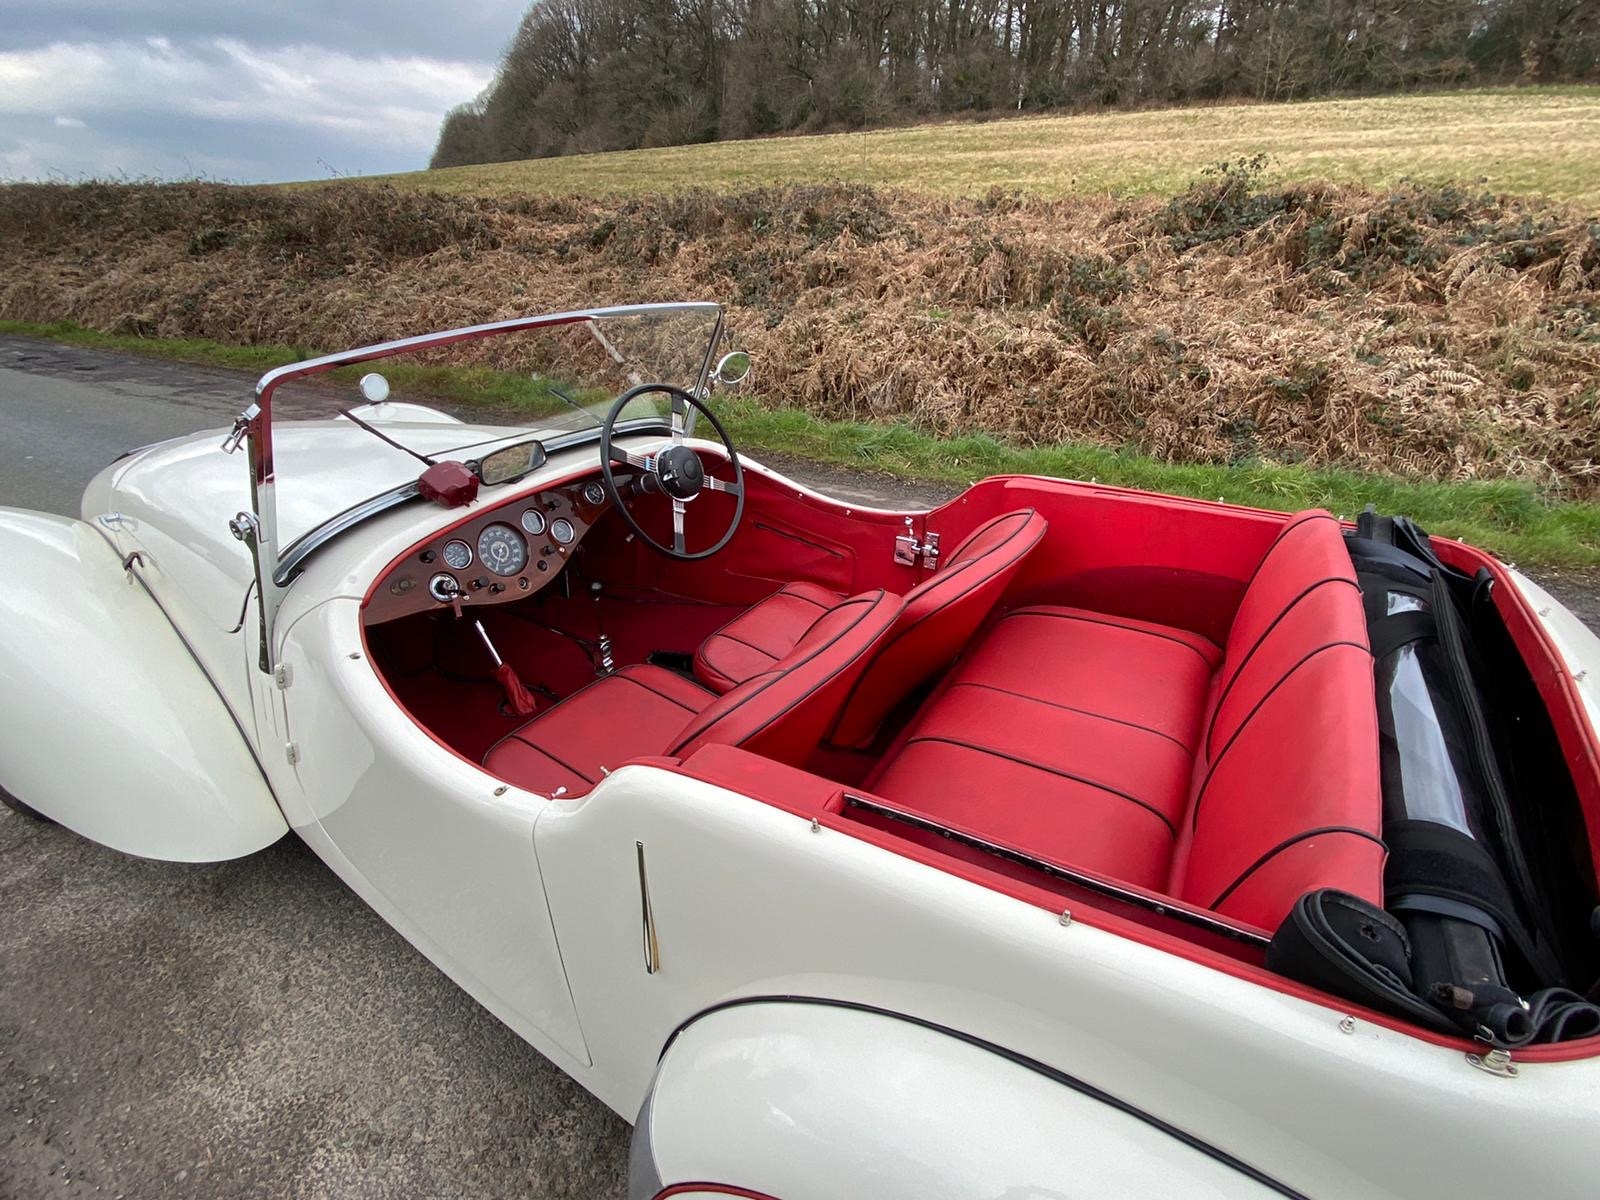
[0,508,286,860]
[630,1000,1289,1199]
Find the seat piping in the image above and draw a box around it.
[1205,825,1388,912]
[897,733,1179,836]
[1188,639,1372,832]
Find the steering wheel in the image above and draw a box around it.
[599,383,745,560]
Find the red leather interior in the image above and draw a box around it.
[694,580,846,691]
[674,590,903,764]
[483,664,713,795]
[828,509,1048,748]
[868,509,1384,931]
[484,591,902,795]
[694,509,1048,748]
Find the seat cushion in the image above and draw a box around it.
[694,581,845,692]
[870,603,1218,888]
[483,664,712,795]
[959,606,1221,754]
[872,681,1193,888]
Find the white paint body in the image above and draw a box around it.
[1,415,1598,1199]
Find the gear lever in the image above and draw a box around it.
[473,620,538,717]
[590,581,615,676]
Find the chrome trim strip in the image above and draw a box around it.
[637,840,661,975]
[252,302,723,397]
[841,794,1271,948]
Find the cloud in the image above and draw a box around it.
[0,35,497,182]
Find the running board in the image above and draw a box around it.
[841,794,1271,949]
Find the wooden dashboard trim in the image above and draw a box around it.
[361,474,613,625]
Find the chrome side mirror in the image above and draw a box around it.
[713,351,751,386]
[358,372,391,403]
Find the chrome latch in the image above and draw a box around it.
[894,531,941,569]
[221,403,260,454]
[229,511,261,546]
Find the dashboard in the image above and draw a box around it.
[363,477,612,624]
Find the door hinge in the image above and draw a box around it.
[284,741,300,766]
[894,530,940,569]
[274,663,293,690]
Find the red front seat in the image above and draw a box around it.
[694,509,1047,748]
[484,590,902,796]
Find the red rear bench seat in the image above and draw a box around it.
[866,510,1384,932]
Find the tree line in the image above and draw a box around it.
[431,0,1599,166]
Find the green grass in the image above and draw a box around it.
[6,318,1597,568]
[345,88,1600,208]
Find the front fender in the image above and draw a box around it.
[0,508,286,860]
[631,1000,1288,1200]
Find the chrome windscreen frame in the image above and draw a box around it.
[238,302,725,671]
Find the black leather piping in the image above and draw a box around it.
[896,734,1179,837]
[1206,824,1388,911]
[661,995,1309,1200]
[1188,640,1372,832]
[622,670,712,713]
[948,680,1194,754]
[1202,575,1362,759]
[997,606,1220,669]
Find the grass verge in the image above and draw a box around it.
[5,319,1597,569]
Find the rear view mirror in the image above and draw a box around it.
[477,438,548,487]
[714,351,751,386]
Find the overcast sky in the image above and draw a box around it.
[0,2,525,183]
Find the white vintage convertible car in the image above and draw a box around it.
[2,303,1598,1197]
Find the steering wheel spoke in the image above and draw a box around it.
[671,499,687,554]
[610,447,655,471]
[702,475,741,496]
[670,395,687,444]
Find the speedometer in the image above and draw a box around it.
[476,523,528,576]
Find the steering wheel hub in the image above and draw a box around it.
[654,445,705,499]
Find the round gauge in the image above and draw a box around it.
[550,518,576,546]
[520,508,547,536]
[476,523,528,576]
[441,539,473,570]
[583,481,606,506]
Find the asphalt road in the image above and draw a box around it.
[1,336,1596,1200]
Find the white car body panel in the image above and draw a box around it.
[0,508,285,859]
[640,1002,1281,1198]
[536,762,1600,1200]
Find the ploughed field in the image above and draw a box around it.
[375,88,1600,208]
[4,163,1598,499]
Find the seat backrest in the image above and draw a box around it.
[671,590,904,766]
[825,509,1048,749]
[1172,510,1385,931]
